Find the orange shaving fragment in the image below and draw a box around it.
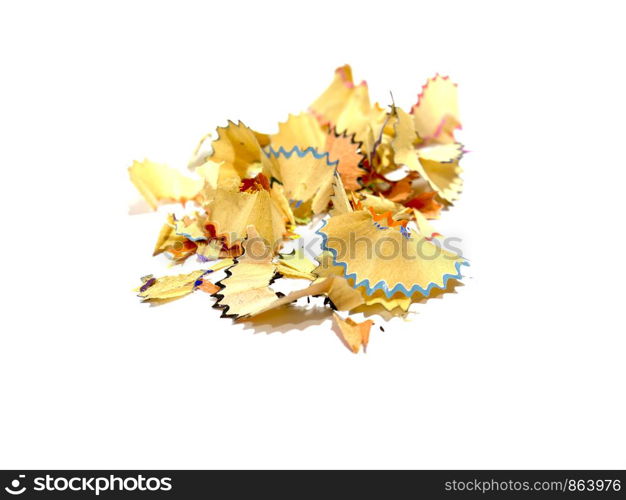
[333,314,374,354]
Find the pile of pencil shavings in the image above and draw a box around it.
[129,65,468,353]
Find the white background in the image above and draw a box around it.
[1,0,625,469]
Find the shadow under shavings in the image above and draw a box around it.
[239,302,332,335]
[128,199,153,215]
